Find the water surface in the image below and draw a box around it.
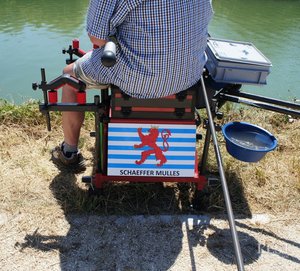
[0,0,299,103]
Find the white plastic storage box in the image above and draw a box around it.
[205,38,272,85]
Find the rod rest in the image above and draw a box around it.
[33,74,86,92]
[62,45,86,58]
[32,68,90,131]
[62,39,87,64]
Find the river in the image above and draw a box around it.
[0,0,299,104]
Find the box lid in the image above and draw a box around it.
[207,38,272,66]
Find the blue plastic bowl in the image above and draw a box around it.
[222,122,277,162]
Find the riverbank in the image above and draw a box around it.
[0,100,299,270]
[2,100,299,214]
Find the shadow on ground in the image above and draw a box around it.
[16,169,300,270]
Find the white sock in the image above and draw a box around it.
[62,142,78,154]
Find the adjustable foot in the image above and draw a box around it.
[88,186,104,197]
[191,189,210,211]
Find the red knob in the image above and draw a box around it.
[73,39,79,49]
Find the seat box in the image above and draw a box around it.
[205,38,272,85]
[107,121,197,177]
[110,86,197,120]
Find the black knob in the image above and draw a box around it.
[32,82,38,90]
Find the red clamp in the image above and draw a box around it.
[77,91,86,104]
[48,90,58,103]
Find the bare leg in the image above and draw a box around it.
[61,64,84,147]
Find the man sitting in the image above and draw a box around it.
[52,0,214,172]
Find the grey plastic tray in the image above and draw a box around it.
[205,38,272,85]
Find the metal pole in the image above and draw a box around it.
[200,76,245,271]
[220,94,300,118]
[94,95,102,174]
[230,91,300,110]
[40,68,51,131]
[199,125,211,175]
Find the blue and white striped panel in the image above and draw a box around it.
[107,123,197,177]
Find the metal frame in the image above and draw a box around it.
[33,71,209,191]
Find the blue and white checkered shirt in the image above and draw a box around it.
[82,0,213,98]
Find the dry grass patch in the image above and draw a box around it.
[0,102,299,220]
[215,105,300,215]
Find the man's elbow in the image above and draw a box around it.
[88,34,107,48]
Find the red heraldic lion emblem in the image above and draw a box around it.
[134,127,171,167]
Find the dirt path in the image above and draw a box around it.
[1,212,299,271]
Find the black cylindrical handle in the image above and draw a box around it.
[101,41,116,67]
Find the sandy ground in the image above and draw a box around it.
[1,212,299,271]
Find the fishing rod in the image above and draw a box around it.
[200,75,245,271]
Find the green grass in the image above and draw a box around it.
[0,99,95,127]
[0,99,44,125]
